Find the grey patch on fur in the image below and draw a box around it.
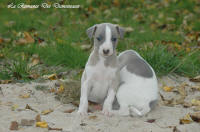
[118,81,125,87]
[88,49,100,66]
[112,80,125,110]
[149,99,157,110]
[87,23,124,52]
[116,26,125,38]
[112,97,120,110]
[86,25,98,39]
[87,23,124,66]
[126,58,153,78]
[118,50,153,78]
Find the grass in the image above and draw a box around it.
[135,44,200,76]
[0,0,199,81]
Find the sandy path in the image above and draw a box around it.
[0,75,200,132]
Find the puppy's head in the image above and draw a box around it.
[86,23,124,57]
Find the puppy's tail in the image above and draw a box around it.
[129,105,151,117]
[129,106,142,116]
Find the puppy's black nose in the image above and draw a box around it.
[103,49,110,55]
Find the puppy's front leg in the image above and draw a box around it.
[102,88,116,116]
[78,80,91,115]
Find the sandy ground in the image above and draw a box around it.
[0,75,200,132]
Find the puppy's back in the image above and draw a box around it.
[118,50,153,78]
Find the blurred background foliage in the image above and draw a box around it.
[0,0,199,81]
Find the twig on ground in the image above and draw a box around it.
[0,87,4,96]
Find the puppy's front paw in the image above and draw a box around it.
[102,108,112,116]
[77,110,88,116]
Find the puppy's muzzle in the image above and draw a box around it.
[103,49,110,55]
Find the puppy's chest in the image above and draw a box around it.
[86,62,116,103]
[87,62,116,81]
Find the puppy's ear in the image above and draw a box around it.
[86,25,98,39]
[116,26,125,39]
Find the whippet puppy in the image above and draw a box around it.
[78,23,124,115]
[113,50,158,116]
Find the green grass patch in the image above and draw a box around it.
[135,45,200,77]
[0,0,199,80]
[13,44,89,68]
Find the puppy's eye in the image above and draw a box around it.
[111,38,117,42]
[96,37,102,41]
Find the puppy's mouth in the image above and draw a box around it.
[101,53,112,58]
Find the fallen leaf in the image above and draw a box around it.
[173,126,181,132]
[20,119,35,126]
[0,38,3,44]
[163,86,173,92]
[28,73,40,79]
[80,45,91,51]
[41,109,53,115]
[3,38,11,43]
[191,85,200,91]
[11,104,19,111]
[160,93,174,106]
[112,18,120,23]
[174,96,185,105]
[48,127,63,131]
[29,58,40,67]
[193,106,200,111]
[113,0,119,6]
[89,115,97,120]
[125,27,134,33]
[88,6,93,12]
[190,75,200,82]
[19,93,30,98]
[64,108,75,113]
[178,83,187,97]
[36,121,48,128]
[16,38,27,45]
[180,114,192,124]
[0,53,4,58]
[44,74,57,80]
[80,123,87,126]
[0,80,12,84]
[191,99,200,106]
[24,32,34,43]
[10,121,18,130]
[146,119,156,123]
[49,88,56,93]
[35,114,41,122]
[57,84,64,93]
[190,112,200,123]
[71,101,79,107]
[25,104,38,112]
[183,102,192,108]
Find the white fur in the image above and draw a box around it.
[78,26,117,115]
[99,26,113,57]
[86,55,117,103]
[113,50,158,116]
